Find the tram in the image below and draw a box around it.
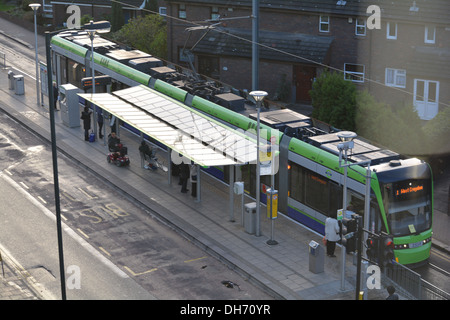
[50,30,433,266]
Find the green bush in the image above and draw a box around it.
[309,70,357,131]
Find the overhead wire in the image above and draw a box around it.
[108,0,449,110]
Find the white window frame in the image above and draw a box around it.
[159,7,167,16]
[424,26,436,44]
[42,0,52,12]
[413,79,440,120]
[178,4,186,19]
[344,63,365,83]
[319,15,330,33]
[386,22,397,40]
[355,18,366,36]
[211,6,220,21]
[385,68,406,88]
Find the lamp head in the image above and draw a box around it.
[249,90,268,102]
[337,131,357,142]
[83,20,111,34]
[29,3,41,11]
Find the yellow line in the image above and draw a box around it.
[19,181,29,189]
[99,246,111,257]
[37,196,47,204]
[77,228,89,239]
[184,256,207,263]
[432,248,450,262]
[123,266,157,276]
[78,187,98,199]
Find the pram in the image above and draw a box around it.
[140,148,168,172]
[107,143,130,167]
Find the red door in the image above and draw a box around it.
[294,66,316,103]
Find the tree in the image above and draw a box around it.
[422,106,450,156]
[355,90,427,156]
[309,70,357,131]
[113,14,167,59]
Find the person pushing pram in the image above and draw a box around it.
[139,140,157,170]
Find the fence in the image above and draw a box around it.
[385,262,450,300]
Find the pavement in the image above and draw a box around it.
[0,20,449,301]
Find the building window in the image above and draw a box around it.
[178,4,186,19]
[425,26,436,44]
[385,68,406,88]
[211,6,220,20]
[355,18,366,36]
[319,15,330,33]
[159,7,167,16]
[344,63,365,82]
[386,22,397,39]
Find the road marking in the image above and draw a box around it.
[0,172,128,279]
[77,228,89,239]
[123,266,157,276]
[4,169,12,176]
[77,187,98,199]
[37,196,47,204]
[431,248,450,263]
[19,181,29,189]
[99,246,111,257]
[184,256,207,263]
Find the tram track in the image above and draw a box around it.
[429,263,450,277]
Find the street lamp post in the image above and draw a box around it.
[337,131,372,299]
[29,3,41,106]
[83,20,111,141]
[249,90,267,237]
[337,131,357,291]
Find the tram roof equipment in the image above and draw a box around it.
[79,85,258,167]
[308,133,400,166]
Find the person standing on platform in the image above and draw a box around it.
[97,107,104,139]
[190,164,197,197]
[179,163,190,193]
[80,106,92,141]
[325,214,340,257]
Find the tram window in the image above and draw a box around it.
[348,192,365,215]
[305,171,329,214]
[289,162,304,203]
[329,182,342,217]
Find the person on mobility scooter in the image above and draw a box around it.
[107,132,130,167]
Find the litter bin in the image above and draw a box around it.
[309,240,324,274]
[8,70,15,90]
[244,202,256,234]
[14,75,24,95]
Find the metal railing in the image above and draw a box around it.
[385,262,450,300]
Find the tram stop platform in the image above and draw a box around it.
[0,22,448,300]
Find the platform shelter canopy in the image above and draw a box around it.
[79,85,257,167]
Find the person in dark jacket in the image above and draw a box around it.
[108,132,121,152]
[80,106,92,141]
[179,163,190,193]
[53,83,59,111]
[386,286,399,300]
[97,107,104,139]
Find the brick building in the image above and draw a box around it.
[44,0,157,28]
[165,0,450,120]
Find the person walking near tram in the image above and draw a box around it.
[325,214,340,257]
